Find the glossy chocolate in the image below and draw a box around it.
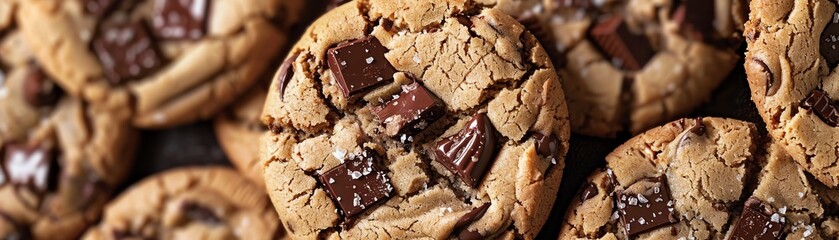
[801,89,839,127]
[821,10,839,67]
[327,36,396,98]
[371,82,445,137]
[3,144,54,193]
[277,54,299,100]
[590,16,654,71]
[151,0,210,40]
[434,113,499,188]
[92,22,164,84]
[727,197,784,240]
[319,149,393,218]
[22,67,61,108]
[615,176,678,237]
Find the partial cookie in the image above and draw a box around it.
[744,0,839,187]
[17,0,302,128]
[82,167,284,240]
[494,0,746,137]
[260,0,571,239]
[0,2,137,239]
[560,117,839,239]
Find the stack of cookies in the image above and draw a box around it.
[0,0,836,239]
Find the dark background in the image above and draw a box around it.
[118,2,760,239]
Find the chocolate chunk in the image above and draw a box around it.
[553,0,591,10]
[327,0,351,10]
[83,0,117,16]
[671,0,716,42]
[801,89,839,127]
[327,36,397,98]
[751,59,778,96]
[590,16,654,71]
[319,149,393,218]
[92,22,164,84]
[728,197,784,240]
[371,82,446,137]
[22,67,61,108]
[580,182,599,202]
[277,54,299,100]
[3,144,54,194]
[151,0,209,40]
[434,113,499,188]
[821,11,839,68]
[453,203,491,240]
[687,117,706,135]
[615,176,678,237]
[182,202,223,225]
[531,133,562,162]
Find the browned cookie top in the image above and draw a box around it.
[260,0,570,239]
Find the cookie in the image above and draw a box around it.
[82,167,284,240]
[16,0,302,128]
[259,0,571,239]
[559,117,839,239]
[214,84,272,187]
[0,3,137,239]
[744,0,839,187]
[496,0,746,137]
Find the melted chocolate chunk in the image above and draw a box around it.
[687,117,706,135]
[590,16,654,71]
[751,59,778,96]
[22,67,61,108]
[580,182,599,202]
[728,197,784,240]
[531,133,562,162]
[371,82,446,137]
[434,113,499,188]
[277,54,299,100]
[821,10,839,68]
[615,176,678,237]
[671,0,716,42]
[319,149,393,218]
[83,0,117,17]
[182,202,223,225]
[801,89,839,127]
[151,0,210,40]
[3,144,54,194]
[453,203,491,240]
[327,36,396,98]
[92,22,164,84]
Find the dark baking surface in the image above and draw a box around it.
[117,3,759,238]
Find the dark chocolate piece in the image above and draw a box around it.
[277,54,299,100]
[453,203,491,240]
[371,82,446,137]
[22,67,61,108]
[458,229,483,240]
[83,0,117,16]
[590,16,654,71]
[751,59,778,96]
[151,0,209,40]
[821,10,839,68]
[801,89,839,127]
[615,176,678,237]
[727,197,784,240]
[580,182,599,202]
[327,36,396,97]
[687,117,706,135]
[92,22,164,85]
[3,144,54,193]
[434,113,499,188]
[671,0,716,42]
[182,202,223,225]
[530,133,561,162]
[319,150,393,218]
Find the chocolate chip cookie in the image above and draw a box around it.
[0,3,137,239]
[16,0,302,128]
[559,117,839,239]
[499,0,746,137]
[744,0,839,187]
[83,167,284,240]
[259,0,571,239]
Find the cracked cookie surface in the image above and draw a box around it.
[0,1,137,238]
[17,0,302,128]
[83,167,284,240]
[745,0,839,187]
[491,0,746,137]
[559,117,839,239]
[259,0,570,239]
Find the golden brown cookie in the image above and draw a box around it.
[492,0,746,137]
[16,0,303,128]
[744,0,839,187]
[214,85,271,187]
[260,0,571,239]
[0,1,137,239]
[83,167,284,240]
[559,117,839,239]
